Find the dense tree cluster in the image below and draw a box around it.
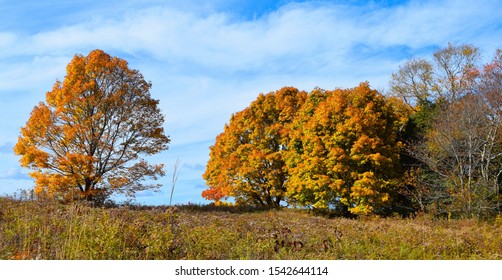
[391,44,501,218]
[204,43,501,217]
[203,83,408,215]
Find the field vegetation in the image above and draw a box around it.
[1,195,500,260]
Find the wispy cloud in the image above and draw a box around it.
[1,0,501,204]
[0,143,13,154]
[183,163,206,172]
[0,167,30,180]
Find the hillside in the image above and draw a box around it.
[0,197,500,260]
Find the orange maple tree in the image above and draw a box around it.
[14,50,170,203]
[202,87,307,207]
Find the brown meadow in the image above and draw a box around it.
[0,196,500,260]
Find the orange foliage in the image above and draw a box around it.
[202,87,307,207]
[14,50,170,202]
[203,83,409,214]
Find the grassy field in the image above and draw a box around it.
[0,196,500,260]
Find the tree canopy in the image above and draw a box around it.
[202,87,307,207]
[14,50,170,203]
[203,83,408,214]
[286,83,407,214]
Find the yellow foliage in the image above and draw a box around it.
[204,82,407,214]
[202,87,307,207]
[14,50,169,203]
[286,82,404,213]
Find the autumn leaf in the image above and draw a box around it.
[14,50,170,203]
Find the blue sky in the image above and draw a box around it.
[0,0,501,205]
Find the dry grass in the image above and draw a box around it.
[0,197,500,260]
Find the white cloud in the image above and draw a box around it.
[0,167,29,180]
[5,1,501,76]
